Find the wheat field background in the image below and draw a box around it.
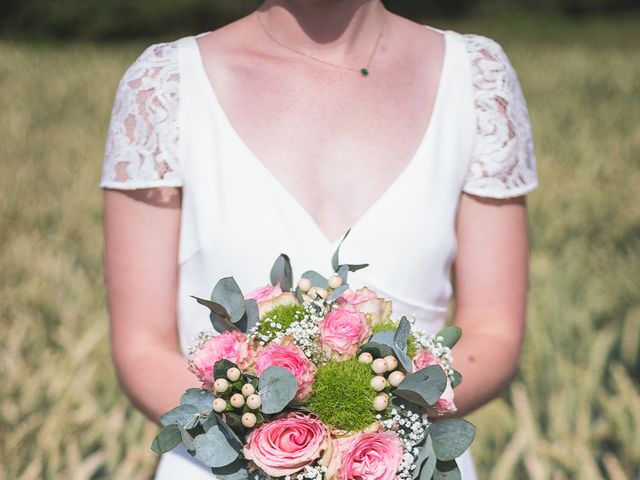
[1,13,639,480]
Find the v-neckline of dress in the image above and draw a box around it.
[189,27,450,248]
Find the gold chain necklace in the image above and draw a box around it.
[256,11,386,77]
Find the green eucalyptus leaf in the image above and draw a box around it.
[369,329,396,347]
[151,424,182,454]
[412,433,434,480]
[394,317,411,352]
[436,327,462,349]
[433,460,461,480]
[202,414,218,432]
[193,425,239,468]
[216,413,244,452]
[393,317,414,372]
[331,227,370,274]
[288,403,312,413]
[327,284,350,303]
[451,370,462,389]
[359,341,394,358]
[212,277,246,324]
[346,263,369,272]
[160,404,199,428]
[332,228,352,272]
[243,299,259,332]
[390,395,423,418]
[259,366,298,414]
[395,365,447,407]
[191,296,238,333]
[270,253,293,291]
[337,264,349,283]
[300,270,329,289]
[214,359,239,382]
[365,328,412,373]
[421,436,438,480]
[429,419,475,461]
[295,286,304,303]
[224,412,244,442]
[178,424,196,451]
[184,415,200,431]
[211,458,251,480]
[181,388,215,414]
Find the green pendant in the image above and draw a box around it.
[360,68,369,77]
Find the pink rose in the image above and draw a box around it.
[319,307,371,360]
[188,330,255,387]
[412,348,457,415]
[244,412,329,477]
[413,349,440,370]
[245,283,283,303]
[327,431,403,480]
[429,381,456,416]
[337,287,392,325]
[255,341,317,400]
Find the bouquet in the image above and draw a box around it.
[152,234,475,480]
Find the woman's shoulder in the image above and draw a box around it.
[434,30,539,198]
[100,37,191,189]
[122,35,196,79]
[427,27,513,67]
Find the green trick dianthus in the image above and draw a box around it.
[257,304,306,338]
[371,319,399,335]
[307,359,377,432]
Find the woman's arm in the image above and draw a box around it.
[449,193,530,417]
[103,187,199,424]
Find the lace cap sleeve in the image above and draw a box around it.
[462,34,538,198]
[99,42,182,189]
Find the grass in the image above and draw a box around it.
[1,12,639,479]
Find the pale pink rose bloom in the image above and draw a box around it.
[327,431,403,480]
[412,348,457,415]
[319,307,372,360]
[337,287,392,325]
[257,291,298,316]
[188,330,255,387]
[254,341,317,400]
[244,412,329,477]
[245,283,300,316]
[245,283,283,303]
[339,287,379,304]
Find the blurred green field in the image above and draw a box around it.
[1,13,639,480]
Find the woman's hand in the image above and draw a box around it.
[103,187,199,424]
[450,193,530,416]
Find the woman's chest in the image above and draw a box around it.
[195,44,444,242]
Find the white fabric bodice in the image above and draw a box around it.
[100,27,538,480]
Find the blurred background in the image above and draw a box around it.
[0,0,639,479]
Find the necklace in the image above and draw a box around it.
[256,10,386,77]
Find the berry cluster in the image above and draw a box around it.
[357,352,406,412]
[211,367,263,429]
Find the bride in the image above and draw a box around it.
[100,0,538,478]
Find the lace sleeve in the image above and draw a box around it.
[99,42,182,189]
[462,34,538,198]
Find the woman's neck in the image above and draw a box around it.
[257,0,386,61]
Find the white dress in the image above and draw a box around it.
[100,26,538,480]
